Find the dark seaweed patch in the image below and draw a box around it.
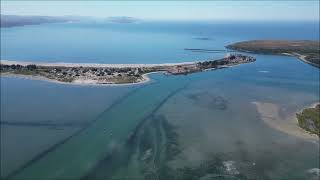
[4,84,148,180]
[186,92,229,110]
[0,121,88,128]
[175,155,247,180]
[82,85,188,180]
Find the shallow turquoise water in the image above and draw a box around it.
[0,21,319,179]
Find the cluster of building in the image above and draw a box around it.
[46,67,142,79]
[0,64,145,83]
[198,54,255,69]
[0,53,256,84]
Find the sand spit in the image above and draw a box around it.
[0,60,192,86]
[0,60,178,86]
[252,102,319,143]
[0,60,195,68]
[282,52,319,67]
[1,55,256,86]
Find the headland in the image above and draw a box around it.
[226,40,320,67]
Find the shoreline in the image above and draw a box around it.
[226,40,320,68]
[0,71,155,87]
[295,102,320,137]
[0,55,256,86]
[0,60,195,68]
[0,60,182,86]
[0,59,184,86]
[252,101,319,144]
[281,53,320,68]
[0,54,256,85]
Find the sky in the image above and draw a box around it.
[1,1,319,21]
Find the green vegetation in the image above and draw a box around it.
[226,40,320,67]
[296,104,320,137]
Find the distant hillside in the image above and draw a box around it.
[0,15,80,27]
[226,40,320,68]
[1,15,141,27]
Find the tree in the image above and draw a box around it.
[26,64,37,70]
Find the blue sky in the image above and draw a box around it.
[1,1,319,21]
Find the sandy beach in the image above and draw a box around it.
[281,53,319,67]
[0,60,195,68]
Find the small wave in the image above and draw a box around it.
[258,70,269,73]
[306,168,320,180]
[223,161,240,175]
[193,37,213,41]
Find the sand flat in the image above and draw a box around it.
[252,101,319,143]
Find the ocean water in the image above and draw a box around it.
[0,21,319,179]
[1,21,319,63]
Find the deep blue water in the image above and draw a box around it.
[1,21,319,63]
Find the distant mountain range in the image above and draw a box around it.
[0,15,82,27]
[0,15,141,27]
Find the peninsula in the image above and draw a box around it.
[0,54,255,85]
[226,40,320,67]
